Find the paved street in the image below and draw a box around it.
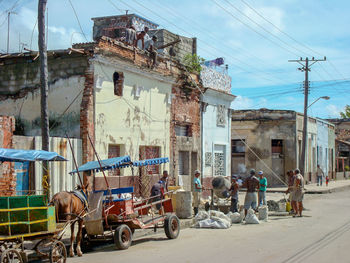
[68,189,350,263]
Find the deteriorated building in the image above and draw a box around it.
[231,109,335,186]
[0,14,203,196]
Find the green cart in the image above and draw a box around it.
[0,148,69,263]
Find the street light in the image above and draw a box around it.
[307,96,330,109]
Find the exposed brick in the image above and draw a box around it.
[0,115,16,196]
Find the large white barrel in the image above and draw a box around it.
[176,191,193,219]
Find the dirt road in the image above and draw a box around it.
[69,190,350,263]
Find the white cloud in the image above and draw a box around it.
[326,104,342,117]
[231,95,253,109]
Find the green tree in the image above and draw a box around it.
[340,105,350,118]
[182,54,205,74]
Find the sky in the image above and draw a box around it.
[1,0,350,119]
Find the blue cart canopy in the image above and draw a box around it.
[70,155,131,174]
[0,148,67,162]
[133,157,169,166]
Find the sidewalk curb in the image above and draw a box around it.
[265,183,350,194]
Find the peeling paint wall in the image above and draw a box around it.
[231,119,296,186]
[231,110,297,186]
[0,55,88,138]
[93,58,172,179]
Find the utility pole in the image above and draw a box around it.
[289,56,326,176]
[38,0,50,197]
[7,12,16,53]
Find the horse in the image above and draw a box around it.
[50,187,88,257]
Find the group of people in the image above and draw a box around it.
[230,169,268,217]
[124,25,158,67]
[150,166,307,218]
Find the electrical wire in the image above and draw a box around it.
[211,0,298,57]
[67,0,88,42]
[240,0,322,57]
[224,0,307,57]
[124,0,293,85]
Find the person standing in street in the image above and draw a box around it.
[291,168,305,217]
[193,170,202,216]
[230,175,239,213]
[316,164,325,186]
[242,169,260,216]
[258,171,267,206]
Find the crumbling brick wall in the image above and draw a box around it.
[80,67,95,190]
[0,116,15,195]
[170,76,202,190]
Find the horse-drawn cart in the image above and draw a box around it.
[70,156,180,251]
[0,148,69,263]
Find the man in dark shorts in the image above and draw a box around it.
[242,169,260,217]
[230,175,239,213]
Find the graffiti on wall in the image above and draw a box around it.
[200,66,231,93]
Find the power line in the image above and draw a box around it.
[211,0,298,57]
[123,0,293,85]
[224,0,307,56]
[239,0,322,57]
[152,0,267,66]
[67,0,88,42]
[150,0,299,84]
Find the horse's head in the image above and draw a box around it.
[76,182,90,197]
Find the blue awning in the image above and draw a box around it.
[70,155,131,174]
[0,148,67,162]
[133,157,169,167]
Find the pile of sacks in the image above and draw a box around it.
[193,206,268,228]
[193,210,231,229]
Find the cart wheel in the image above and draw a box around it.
[1,249,23,263]
[49,241,67,263]
[114,225,132,250]
[164,214,180,239]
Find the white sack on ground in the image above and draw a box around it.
[193,210,231,229]
[245,209,260,224]
[194,211,210,222]
[198,218,230,229]
[227,212,243,224]
[258,206,268,221]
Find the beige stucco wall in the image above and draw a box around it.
[93,59,172,177]
[231,119,297,186]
